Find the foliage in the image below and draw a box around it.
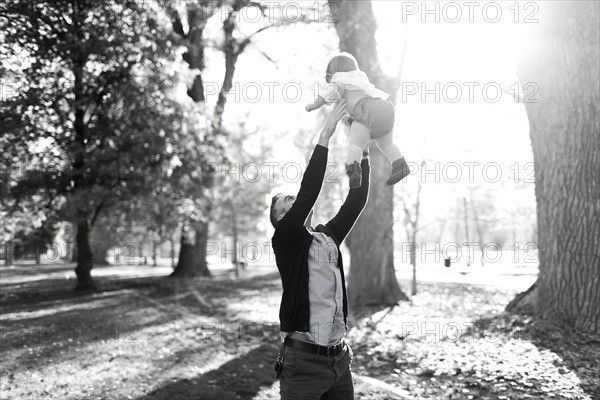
[0,0,190,228]
[210,117,276,250]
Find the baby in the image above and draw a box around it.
[306,52,409,188]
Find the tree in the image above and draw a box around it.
[211,118,275,275]
[10,218,58,265]
[398,161,424,296]
[507,2,600,334]
[164,118,216,277]
[1,0,185,289]
[165,0,299,277]
[328,0,408,305]
[145,193,181,267]
[0,158,62,266]
[163,0,219,277]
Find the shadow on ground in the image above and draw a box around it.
[136,343,280,400]
[1,265,282,371]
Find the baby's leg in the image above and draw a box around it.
[376,131,410,185]
[348,121,371,164]
[375,131,403,164]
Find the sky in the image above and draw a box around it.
[200,0,536,165]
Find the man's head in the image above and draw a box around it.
[270,193,296,228]
[326,52,359,83]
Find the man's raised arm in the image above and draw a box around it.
[275,101,347,243]
[324,151,370,244]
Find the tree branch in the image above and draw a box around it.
[90,196,107,227]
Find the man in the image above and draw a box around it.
[270,100,371,400]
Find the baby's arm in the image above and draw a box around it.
[305,96,326,112]
[306,82,343,112]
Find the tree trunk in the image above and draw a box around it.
[71,17,94,290]
[5,242,14,266]
[74,219,96,290]
[152,240,158,267]
[170,236,175,268]
[330,0,408,306]
[410,247,417,296]
[507,2,600,333]
[34,244,41,265]
[171,223,211,278]
[469,191,485,267]
[462,197,471,267]
[138,241,144,265]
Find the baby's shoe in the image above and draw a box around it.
[386,157,410,185]
[346,161,362,189]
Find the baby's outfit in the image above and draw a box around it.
[320,70,395,139]
[319,70,409,187]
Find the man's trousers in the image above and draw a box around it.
[279,342,354,400]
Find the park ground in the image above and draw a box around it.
[1,261,599,400]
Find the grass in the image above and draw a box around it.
[0,262,597,400]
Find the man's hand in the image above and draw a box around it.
[317,100,347,148]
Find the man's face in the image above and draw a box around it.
[275,194,296,223]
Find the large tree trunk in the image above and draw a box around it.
[74,219,96,290]
[507,2,600,334]
[329,0,407,306]
[171,223,211,278]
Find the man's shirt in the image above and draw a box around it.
[282,230,346,346]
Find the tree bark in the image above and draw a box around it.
[329,0,408,306]
[507,2,600,333]
[74,219,96,290]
